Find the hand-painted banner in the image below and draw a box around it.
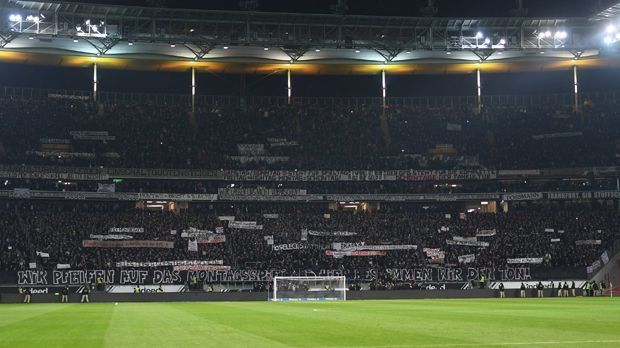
[306,229,357,237]
[89,234,133,240]
[506,258,543,264]
[272,243,309,251]
[173,265,231,271]
[325,250,386,258]
[476,229,496,237]
[228,221,263,230]
[453,236,477,242]
[575,240,602,246]
[446,240,489,247]
[109,227,144,233]
[342,245,417,251]
[198,235,226,244]
[12,266,534,285]
[458,254,476,264]
[82,240,174,248]
[116,260,224,268]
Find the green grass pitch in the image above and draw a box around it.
[0,298,618,347]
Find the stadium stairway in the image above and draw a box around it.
[590,239,620,296]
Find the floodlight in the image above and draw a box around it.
[606,24,616,33]
[9,14,22,22]
[475,32,483,39]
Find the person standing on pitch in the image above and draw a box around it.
[61,286,69,303]
[520,283,526,298]
[81,286,90,303]
[23,287,31,304]
[499,283,505,298]
[571,281,576,297]
[537,281,544,298]
[563,282,569,297]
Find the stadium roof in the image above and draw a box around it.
[0,0,617,74]
[593,1,620,20]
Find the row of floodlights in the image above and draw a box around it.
[9,14,43,23]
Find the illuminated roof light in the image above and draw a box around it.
[263,47,269,51]
[544,30,552,38]
[91,25,99,33]
[497,51,503,55]
[315,48,321,52]
[170,43,176,48]
[483,38,491,45]
[73,38,78,43]
[475,31,483,39]
[554,31,567,39]
[28,35,34,40]
[446,51,452,55]
[537,32,545,39]
[128,41,133,46]
[539,51,545,54]
[85,19,90,25]
[189,28,195,33]
[223,45,229,49]
[604,36,613,45]
[606,24,616,33]
[499,38,506,45]
[355,49,360,53]
[9,14,22,22]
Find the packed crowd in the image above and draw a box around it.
[0,201,615,276]
[0,97,619,170]
[1,177,617,195]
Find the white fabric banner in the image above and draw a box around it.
[332,242,365,251]
[446,240,489,247]
[272,243,309,251]
[116,260,223,268]
[89,234,133,240]
[506,258,543,264]
[458,254,475,264]
[109,227,144,233]
[476,229,496,237]
[228,221,263,230]
[263,214,280,219]
[305,229,357,237]
[188,239,198,252]
[218,216,235,221]
[56,264,71,270]
[453,236,477,242]
[36,251,49,258]
[97,183,116,193]
[342,245,417,251]
[575,240,602,246]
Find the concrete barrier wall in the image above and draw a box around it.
[0,289,577,304]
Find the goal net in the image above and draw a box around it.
[272,276,347,301]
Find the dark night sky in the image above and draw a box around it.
[71,0,611,18]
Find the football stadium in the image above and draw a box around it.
[0,0,619,346]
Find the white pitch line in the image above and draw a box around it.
[356,339,620,348]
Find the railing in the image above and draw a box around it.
[1,85,620,108]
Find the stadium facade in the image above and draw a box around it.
[0,0,619,303]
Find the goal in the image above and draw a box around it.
[272,276,347,301]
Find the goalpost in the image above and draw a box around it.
[272,276,347,301]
